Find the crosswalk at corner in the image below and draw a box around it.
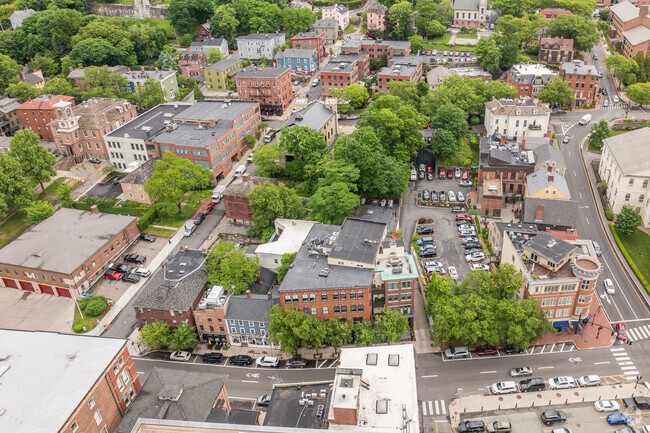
[611,347,639,380]
[624,324,650,342]
[421,400,447,416]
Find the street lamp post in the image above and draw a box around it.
[597,326,602,339]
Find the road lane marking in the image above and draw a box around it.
[586,217,590,225]
[241,380,259,383]
[539,366,555,369]
[421,375,438,378]
[480,371,497,374]
[611,348,626,352]
[580,192,583,200]
[137,371,145,374]
[594,362,610,365]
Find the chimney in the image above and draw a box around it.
[129,172,135,182]
[521,138,526,149]
[267,291,272,299]
[548,174,554,182]
[547,165,553,172]
[574,67,577,73]
[246,290,251,298]
[209,119,216,127]
[69,67,73,73]
[90,205,99,214]
[241,173,251,182]
[500,135,506,145]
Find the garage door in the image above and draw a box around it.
[19,281,35,291]
[56,287,72,298]
[39,284,55,295]
[2,278,17,289]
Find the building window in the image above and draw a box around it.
[629,179,634,187]
[310,293,316,303]
[292,294,298,303]
[94,411,103,425]
[643,180,648,189]
[71,422,79,432]
[302,294,308,303]
[284,295,291,303]
[311,307,317,315]
[333,292,339,301]
[625,193,631,202]
[334,306,340,314]
[358,304,364,313]
[358,291,363,300]
[321,293,328,302]
[341,305,347,314]
[89,399,95,408]
[322,306,329,315]
[340,292,346,301]
[640,194,645,203]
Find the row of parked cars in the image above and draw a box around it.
[169,352,309,368]
[455,214,489,265]
[185,202,215,236]
[491,374,604,395]
[102,234,155,283]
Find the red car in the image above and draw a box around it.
[446,169,453,179]
[616,323,627,341]
[427,165,433,173]
[104,270,123,280]
[476,345,498,356]
[439,168,446,179]
[462,170,469,180]
[456,214,472,222]
[204,203,215,214]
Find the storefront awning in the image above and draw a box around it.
[553,320,570,329]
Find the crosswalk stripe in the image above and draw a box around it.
[621,366,638,370]
[611,348,626,352]
[441,400,446,415]
[627,328,638,341]
[429,400,434,415]
[422,401,427,416]
[626,372,639,377]
[637,326,649,339]
[615,357,631,361]
[434,400,439,414]
[619,361,634,366]
[642,325,650,336]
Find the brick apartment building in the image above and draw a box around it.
[506,63,557,98]
[291,31,326,62]
[539,8,572,19]
[0,330,141,433]
[377,56,423,91]
[340,39,411,59]
[0,97,21,136]
[236,67,294,116]
[609,1,650,57]
[197,20,212,40]
[133,248,208,327]
[278,218,417,323]
[16,94,75,140]
[367,0,388,32]
[0,208,138,297]
[538,37,574,65]
[319,53,370,96]
[559,60,599,106]
[502,232,603,326]
[49,98,136,164]
[178,51,207,80]
[223,173,275,225]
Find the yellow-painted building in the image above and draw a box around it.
[205,58,243,91]
[526,168,571,200]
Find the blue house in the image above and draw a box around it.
[225,293,279,347]
[276,48,319,74]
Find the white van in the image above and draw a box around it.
[234,165,246,178]
[578,114,592,125]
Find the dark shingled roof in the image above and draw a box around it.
[523,198,579,229]
[224,294,279,322]
[223,175,275,198]
[120,157,158,185]
[524,232,576,264]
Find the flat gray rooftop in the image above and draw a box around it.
[328,218,386,265]
[106,103,191,141]
[524,232,576,264]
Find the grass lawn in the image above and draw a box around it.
[153,189,212,228]
[0,212,31,250]
[428,34,452,44]
[589,130,633,153]
[73,306,101,333]
[457,33,478,39]
[345,23,356,33]
[616,228,650,285]
[437,141,477,167]
[145,227,177,237]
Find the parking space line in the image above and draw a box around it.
[560,343,565,351]
[480,371,497,374]
[242,380,259,383]
[568,345,575,351]
[539,366,554,369]
[540,345,546,353]
[551,343,555,352]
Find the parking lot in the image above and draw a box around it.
[86,174,124,199]
[416,49,478,64]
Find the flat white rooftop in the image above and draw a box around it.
[254,219,316,257]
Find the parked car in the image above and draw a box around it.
[124,254,146,264]
[256,356,280,368]
[503,344,523,354]
[464,243,481,251]
[551,429,572,433]
[519,377,546,392]
[509,366,533,377]
[486,421,511,433]
[423,260,444,268]
[615,428,641,433]
[471,263,490,272]
[431,191,438,201]
[604,278,615,294]
[439,168,446,179]
[459,180,473,187]
[111,263,133,274]
[541,410,567,425]
[439,192,446,203]
[578,375,601,387]
[184,225,197,237]
[104,270,123,280]
[563,135,570,144]
[202,352,224,364]
[447,169,453,179]
[417,226,434,235]
[457,191,465,202]
[419,170,425,180]
[445,345,469,359]
[454,168,461,178]
[422,190,430,201]
[458,224,474,231]
[607,414,632,426]
[229,355,253,365]
[595,400,621,412]
[122,273,140,283]
[194,213,206,225]
[133,268,151,278]
[456,214,472,221]
[632,397,650,409]
[448,266,458,279]
[139,234,156,242]
[88,158,101,164]
[204,203,215,214]
[416,236,434,247]
[548,376,576,390]
[452,206,465,213]
[462,170,469,180]
[462,237,480,245]
[457,420,485,433]
[170,351,192,361]
[466,252,486,262]
[491,381,517,394]
[427,172,434,181]
[476,345,498,356]
[613,95,620,103]
[602,88,608,95]
[448,191,456,202]
[616,322,627,341]
[256,395,272,407]
[287,357,308,368]
[419,246,437,258]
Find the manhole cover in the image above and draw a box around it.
[536,394,543,398]
[498,397,504,401]
[556,393,561,397]
[574,392,579,396]
[516,395,522,400]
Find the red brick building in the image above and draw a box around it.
[320,53,369,96]
[198,20,212,41]
[49,98,136,164]
[539,8,572,19]
[559,60,599,106]
[377,57,423,91]
[538,37,574,65]
[340,39,411,59]
[236,67,294,116]
[1,330,141,433]
[291,31,326,62]
[16,94,75,140]
[133,248,208,327]
[223,173,275,225]
[506,63,557,98]
[0,208,139,297]
[178,51,207,79]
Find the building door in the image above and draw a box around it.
[19,281,35,291]
[56,287,72,298]
[2,278,18,289]
[39,284,55,295]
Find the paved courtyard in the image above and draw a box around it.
[0,289,75,333]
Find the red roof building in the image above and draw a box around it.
[539,8,572,19]
[291,31,326,63]
[17,94,75,140]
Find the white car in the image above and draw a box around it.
[509,366,533,377]
[448,191,456,202]
[548,376,576,390]
[471,263,490,272]
[578,375,601,387]
[604,278,615,295]
[184,224,197,237]
[312,78,319,87]
[594,400,620,412]
[457,191,465,202]
[256,356,279,368]
[170,351,192,361]
[466,252,486,262]
[460,229,477,238]
[133,268,151,278]
[448,266,458,279]
[613,95,619,103]
[491,381,517,395]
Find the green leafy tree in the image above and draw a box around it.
[277,252,297,283]
[387,80,420,107]
[496,14,547,49]
[6,81,40,101]
[144,151,213,213]
[0,53,21,94]
[426,20,447,37]
[178,34,193,47]
[408,35,424,52]
[547,14,599,52]
[278,126,329,167]
[432,103,468,140]
[247,182,306,237]
[353,321,378,346]
[589,120,612,150]
[550,0,596,16]
[625,83,650,106]
[25,200,54,225]
[388,1,414,40]
[28,54,59,78]
[308,182,360,225]
[42,78,82,101]
[9,129,56,193]
[537,77,575,107]
[281,7,316,36]
[206,48,223,64]
[431,129,458,159]
[210,5,239,38]
[375,307,410,343]
[129,78,165,110]
[266,304,306,355]
[615,206,642,235]
[168,323,200,350]
[130,23,167,64]
[169,0,193,34]
[343,83,370,109]
[138,321,172,350]
[475,37,501,74]
[68,38,121,68]
[206,241,260,294]
[298,316,327,354]
[490,0,539,17]
[71,21,137,67]
[317,159,360,190]
[259,55,268,68]
[253,142,284,177]
[604,54,639,88]
[599,9,609,20]
[0,153,35,217]
[57,183,73,207]
[325,318,352,353]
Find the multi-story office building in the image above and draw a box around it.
[559,60,599,107]
[16,94,75,140]
[236,67,293,116]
